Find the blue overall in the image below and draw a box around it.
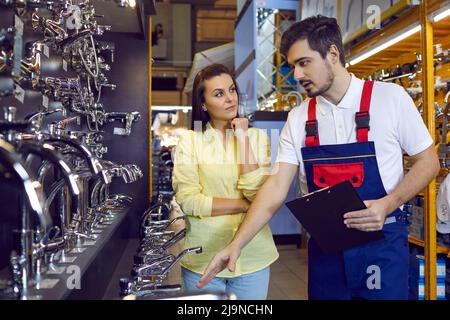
[301,81,409,300]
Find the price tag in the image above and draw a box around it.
[113,127,127,135]
[15,84,25,103]
[43,44,50,58]
[42,95,49,108]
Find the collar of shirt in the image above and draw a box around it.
[202,122,234,144]
[203,122,216,142]
[316,74,364,116]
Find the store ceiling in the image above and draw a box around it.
[91,0,235,35]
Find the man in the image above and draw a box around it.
[196,15,440,299]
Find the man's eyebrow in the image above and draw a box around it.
[289,57,310,66]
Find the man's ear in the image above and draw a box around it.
[328,44,341,65]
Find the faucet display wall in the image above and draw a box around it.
[0,0,143,300]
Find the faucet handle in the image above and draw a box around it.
[119,277,132,297]
[4,106,16,122]
[39,226,61,246]
[7,251,22,299]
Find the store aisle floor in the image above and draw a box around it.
[103,240,308,300]
[267,245,308,300]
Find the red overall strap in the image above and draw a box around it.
[355,80,374,142]
[305,97,320,146]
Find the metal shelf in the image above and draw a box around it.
[408,236,450,257]
[25,209,128,300]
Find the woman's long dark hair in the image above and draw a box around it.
[191,64,240,130]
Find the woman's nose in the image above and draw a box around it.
[225,92,233,102]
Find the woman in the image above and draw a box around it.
[172,64,278,300]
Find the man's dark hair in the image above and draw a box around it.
[280,15,346,66]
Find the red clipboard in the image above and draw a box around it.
[285,180,384,254]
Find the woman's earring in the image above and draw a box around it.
[202,105,207,111]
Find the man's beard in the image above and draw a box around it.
[306,62,334,97]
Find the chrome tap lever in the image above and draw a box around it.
[24,108,63,131]
[129,164,143,180]
[141,216,185,239]
[158,247,202,277]
[121,166,136,183]
[38,226,61,247]
[105,111,140,136]
[131,254,173,278]
[139,228,186,255]
[140,230,175,246]
[139,212,183,239]
[161,228,186,252]
[136,247,202,280]
[49,116,80,136]
[138,231,184,256]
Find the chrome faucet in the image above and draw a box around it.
[42,136,105,178]
[16,141,82,268]
[132,247,202,282]
[0,139,50,295]
[119,278,181,298]
[140,216,186,240]
[138,228,187,257]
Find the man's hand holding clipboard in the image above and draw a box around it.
[285,181,385,254]
[343,197,394,232]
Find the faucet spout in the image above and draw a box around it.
[17,141,80,197]
[42,137,106,181]
[0,139,50,230]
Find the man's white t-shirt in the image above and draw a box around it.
[276,74,434,196]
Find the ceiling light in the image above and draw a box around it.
[348,23,421,66]
[152,105,192,111]
[433,8,450,22]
